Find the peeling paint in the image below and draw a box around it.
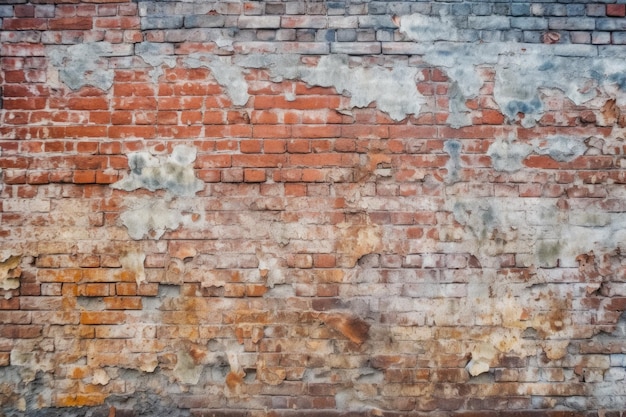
[399,13,464,43]
[255,252,286,288]
[466,342,498,377]
[256,358,286,386]
[119,251,146,285]
[91,369,110,386]
[135,42,177,83]
[0,255,21,292]
[335,220,383,268]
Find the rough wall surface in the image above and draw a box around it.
[1,0,626,416]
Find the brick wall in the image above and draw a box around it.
[1,0,626,415]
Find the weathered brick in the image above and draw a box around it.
[511,17,548,31]
[468,16,510,30]
[141,16,182,30]
[607,4,626,17]
[238,15,280,29]
[183,15,225,28]
[330,42,381,55]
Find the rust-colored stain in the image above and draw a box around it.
[320,313,370,345]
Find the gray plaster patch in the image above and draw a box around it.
[531,135,587,162]
[447,196,626,269]
[447,81,472,128]
[443,140,462,184]
[135,42,177,83]
[185,54,250,106]
[112,145,203,197]
[47,42,114,91]
[399,13,463,43]
[488,135,587,172]
[237,54,425,121]
[487,138,533,172]
[398,15,626,126]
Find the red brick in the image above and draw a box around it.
[94,16,140,29]
[232,154,286,168]
[115,283,137,296]
[264,139,287,153]
[2,97,47,110]
[103,297,142,310]
[73,170,96,184]
[0,325,43,339]
[49,17,93,30]
[15,4,35,17]
[524,155,561,169]
[80,311,126,325]
[244,169,266,183]
[240,140,262,153]
[287,139,311,153]
[196,154,232,168]
[284,183,306,196]
[253,125,291,139]
[2,18,48,30]
[313,254,336,268]
[77,283,111,297]
[67,97,108,110]
[3,84,49,97]
[108,126,156,139]
[607,4,626,17]
[66,126,107,138]
[113,97,156,110]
